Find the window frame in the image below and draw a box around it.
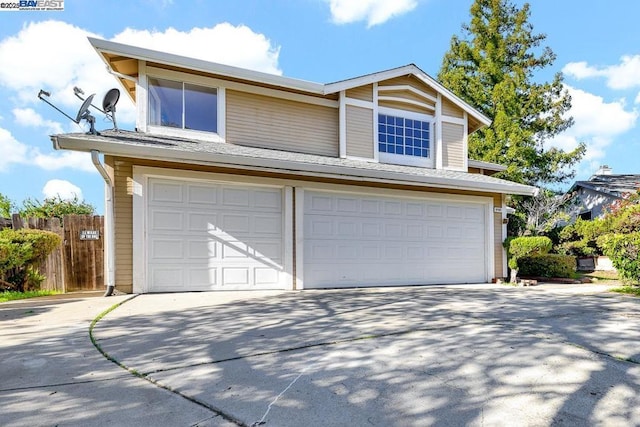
[145,67,226,143]
[377,106,434,168]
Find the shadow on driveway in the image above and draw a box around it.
[93,284,640,426]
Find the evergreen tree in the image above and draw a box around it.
[438,0,585,186]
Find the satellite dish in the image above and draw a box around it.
[75,93,95,122]
[102,88,119,112]
[37,89,98,135]
[74,93,97,135]
[102,88,120,131]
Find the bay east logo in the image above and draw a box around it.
[0,0,64,11]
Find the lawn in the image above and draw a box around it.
[0,290,61,303]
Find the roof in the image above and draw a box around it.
[88,37,491,131]
[569,174,640,199]
[51,130,536,196]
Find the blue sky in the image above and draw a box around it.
[1,0,639,214]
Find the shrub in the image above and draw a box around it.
[0,229,62,291]
[518,254,576,278]
[504,236,553,283]
[557,218,607,256]
[505,236,552,269]
[599,232,640,284]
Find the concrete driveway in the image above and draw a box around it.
[2,284,640,426]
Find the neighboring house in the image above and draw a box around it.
[566,166,640,221]
[51,37,536,294]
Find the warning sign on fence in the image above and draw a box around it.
[79,230,100,240]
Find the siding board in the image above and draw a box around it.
[442,122,465,170]
[442,98,464,118]
[226,89,339,156]
[346,84,373,102]
[346,105,374,159]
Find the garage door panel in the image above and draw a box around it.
[304,190,487,288]
[150,238,184,260]
[146,178,286,292]
[188,267,217,287]
[187,212,217,232]
[150,182,183,203]
[150,211,183,231]
[187,240,214,259]
[187,185,218,205]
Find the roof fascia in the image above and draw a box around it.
[53,135,536,196]
[468,159,507,172]
[88,37,325,95]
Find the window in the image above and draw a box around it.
[377,109,433,167]
[148,77,218,133]
[378,113,430,158]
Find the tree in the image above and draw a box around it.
[19,195,95,221]
[0,193,13,218]
[438,0,585,186]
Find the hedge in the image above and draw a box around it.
[518,254,576,278]
[0,228,62,291]
[505,236,552,269]
[599,232,640,284]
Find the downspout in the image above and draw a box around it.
[91,150,116,297]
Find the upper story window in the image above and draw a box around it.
[377,107,433,167]
[148,76,220,137]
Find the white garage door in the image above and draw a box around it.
[303,190,488,288]
[146,178,286,292]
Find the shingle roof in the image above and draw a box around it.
[570,174,640,198]
[52,130,536,196]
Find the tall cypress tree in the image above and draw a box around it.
[438,0,585,186]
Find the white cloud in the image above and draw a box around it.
[12,108,64,134]
[0,126,94,173]
[548,86,638,173]
[113,23,282,75]
[33,150,95,172]
[0,20,282,174]
[326,0,417,27]
[42,179,82,200]
[0,128,28,172]
[563,55,640,90]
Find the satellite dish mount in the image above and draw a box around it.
[38,86,121,135]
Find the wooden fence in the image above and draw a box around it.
[6,215,104,292]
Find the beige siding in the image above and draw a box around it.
[379,89,436,110]
[442,98,464,119]
[378,100,433,115]
[346,84,373,102]
[379,76,438,99]
[108,156,134,294]
[442,122,465,170]
[346,105,374,158]
[226,89,339,156]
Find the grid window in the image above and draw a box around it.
[378,114,430,158]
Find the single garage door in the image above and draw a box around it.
[146,178,286,292]
[303,190,488,288]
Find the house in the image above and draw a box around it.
[51,37,536,294]
[566,166,640,221]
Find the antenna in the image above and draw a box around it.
[38,87,120,135]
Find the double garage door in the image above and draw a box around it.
[144,177,489,292]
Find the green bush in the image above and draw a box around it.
[518,254,576,278]
[0,229,62,291]
[558,218,607,256]
[505,236,552,269]
[599,232,640,284]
